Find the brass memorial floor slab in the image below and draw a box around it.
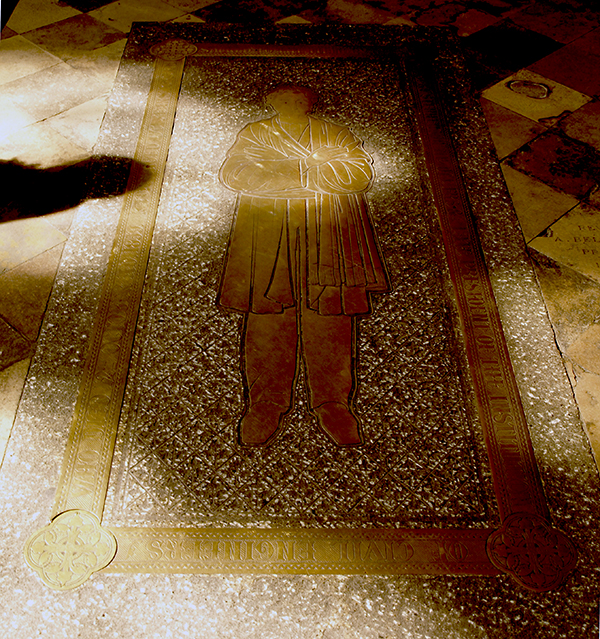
[2,24,600,638]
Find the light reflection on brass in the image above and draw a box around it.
[218,85,388,446]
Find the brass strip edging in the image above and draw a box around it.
[406,59,548,520]
[50,57,186,519]
[103,527,499,576]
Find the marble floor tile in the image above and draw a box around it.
[65,39,126,94]
[529,202,600,285]
[0,317,31,371]
[558,100,600,154]
[325,0,393,23]
[501,164,579,242]
[463,18,563,76]
[509,3,599,45]
[45,96,109,153]
[0,357,29,469]
[6,0,81,34]
[60,0,122,11]
[505,130,600,201]
[162,0,220,11]
[481,69,591,125]
[567,365,600,470]
[171,13,207,23]
[568,324,600,377]
[414,3,466,27]
[88,0,187,34]
[480,97,546,160]
[276,15,313,24]
[0,35,61,86]
[528,249,600,350]
[0,97,37,144]
[1,26,18,39]
[529,27,600,99]
[0,218,67,275]
[22,13,125,62]
[452,9,500,37]
[194,0,327,23]
[0,120,89,168]
[0,62,107,123]
[0,245,64,341]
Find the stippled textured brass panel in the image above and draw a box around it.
[107,55,490,529]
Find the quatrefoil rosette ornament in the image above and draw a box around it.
[24,510,117,591]
[487,513,577,592]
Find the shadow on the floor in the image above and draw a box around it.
[0,156,151,224]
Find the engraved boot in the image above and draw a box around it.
[313,401,362,446]
[238,401,287,446]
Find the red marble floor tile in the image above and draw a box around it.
[559,100,600,153]
[414,3,465,27]
[194,0,326,23]
[453,8,500,37]
[509,3,599,45]
[480,97,546,159]
[529,27,600,98]
[1,25,17,39]
[462,18,563,90]
[505,130,600,200]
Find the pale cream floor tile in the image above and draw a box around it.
[567,325,600,376]
[163,0,219,11]
[0,35,62,86]
[384,16,416,26]
[172,14,206,23]
[0,245,64,341]
[0,120,89,167]
[6,0,80,34]
[482,69,591,124]
[0,358,30,470]
[501,164,579,242]
[276,15,313,24]
[1,61,107,123]
[45,96,109,153]
[529,203,600,285]
[0,218,66,275]
[0,97,37,144]
[88,0,187,34]
[566,364,600,471]
[65,39,127,94]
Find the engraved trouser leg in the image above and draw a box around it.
[239,307,299,445]
[301,308,362,445]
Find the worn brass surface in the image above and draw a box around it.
[24,31,577,592]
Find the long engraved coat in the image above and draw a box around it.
[218,115,388,316]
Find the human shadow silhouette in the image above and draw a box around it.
[0,156,151,224]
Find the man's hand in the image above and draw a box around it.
[305,146,350,168]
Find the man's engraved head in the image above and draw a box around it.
[265,85,318,117]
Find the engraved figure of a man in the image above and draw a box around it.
[218,85,388,446]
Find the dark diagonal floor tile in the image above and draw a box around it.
[23,13,125,61]
[1,25,17,39]
[461,18,563,90]
[414,2,465,27]
[58,0,116,12]
[505,130,600,200]
[509,3,599,45]
[529,27,600,98]
[194,0,326,22]
[0,317,31,372]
